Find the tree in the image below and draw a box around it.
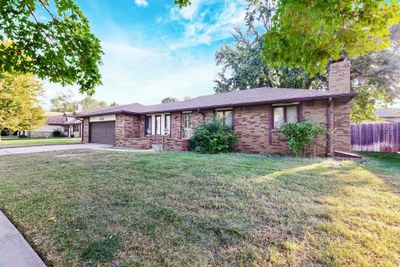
[215,30,326,92]
[350,24,400,122]
[214,0,400,122]
[174,0,191,8]
[50,91,109,112]
[80,96,108,111]
[215,0,326,93]
[50,90,78,113]
[262,0,400,76]
[161,97,178,103]
[0,72,46,139]
[0,0,103,94]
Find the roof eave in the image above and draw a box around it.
[76,92,356,117]
[141,92,356,114]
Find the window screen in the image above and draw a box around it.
[286,106,298,123]
[273,107,285,129]
[216,110,233,128]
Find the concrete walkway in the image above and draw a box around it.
[0,211,46,267]
[0,143,112,156]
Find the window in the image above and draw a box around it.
[164,114,171,135]
[216,110,233,128]
[73,124,80,132]
[273,105,299,129]
[155,115,161,135]
[64,126,69,133]
[286,106,298,123]
[182,113,192,139]
[145,116,152,135]
[273,107,285,129]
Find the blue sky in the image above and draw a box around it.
[42,0,247,109]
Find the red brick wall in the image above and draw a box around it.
[82,118,89,143]
[333,100,351,152]
[170,112,181,139]
[302,100,329,156]
[115,114,124,146]
[233,105,270,153]
[83,100,351,155]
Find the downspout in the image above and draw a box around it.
[326,97,333,157]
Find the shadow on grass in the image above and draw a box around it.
[0,151,399,266]
[359,152,400,195]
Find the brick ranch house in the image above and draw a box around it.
[77,59,355,156]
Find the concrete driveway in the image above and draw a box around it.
[0,143,112,156]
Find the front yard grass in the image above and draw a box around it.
[0,150,399,266]
[0,137,81,148]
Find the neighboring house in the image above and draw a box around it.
[376,108,400,123]
[26,113,82,138]
[77,60,355,156]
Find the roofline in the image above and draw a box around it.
[47,122,82,125]
[77,92,356,118]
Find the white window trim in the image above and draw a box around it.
[146,113,171,135]
[182,112,193,139]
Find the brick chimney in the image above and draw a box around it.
[328,58,351,93]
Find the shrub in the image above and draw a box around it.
[280,121,326,157]
[52,129,65,137]
[18,134,28,138]
[191,118,238,154]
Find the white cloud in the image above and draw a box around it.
[41,40,218,109]
[40,0,246,110]
[134,0,148,7]
[169,0,247,49]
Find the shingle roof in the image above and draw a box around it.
[376,108,400,118]
[47,114,81,125]
[77,87,355,117]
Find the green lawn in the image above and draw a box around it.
[0,137,81,148]
[0,151,399,266]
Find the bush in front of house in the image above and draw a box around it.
[191,118,238,154]
[52,129,65,137]
[280,121,326,157]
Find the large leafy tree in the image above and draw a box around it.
[80,96,108,111]
[263,0,400,76]
[0,0,103,94]
[215,31,326,92]
[50,90,78,113]
[350,24,400,122]
[0,72,46,138]
[215,0,326,92]
[214,0,400,122]
[50,90,108,112]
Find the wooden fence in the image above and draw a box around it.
[351,122,400,152]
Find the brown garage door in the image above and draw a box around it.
[90,121,115,145]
